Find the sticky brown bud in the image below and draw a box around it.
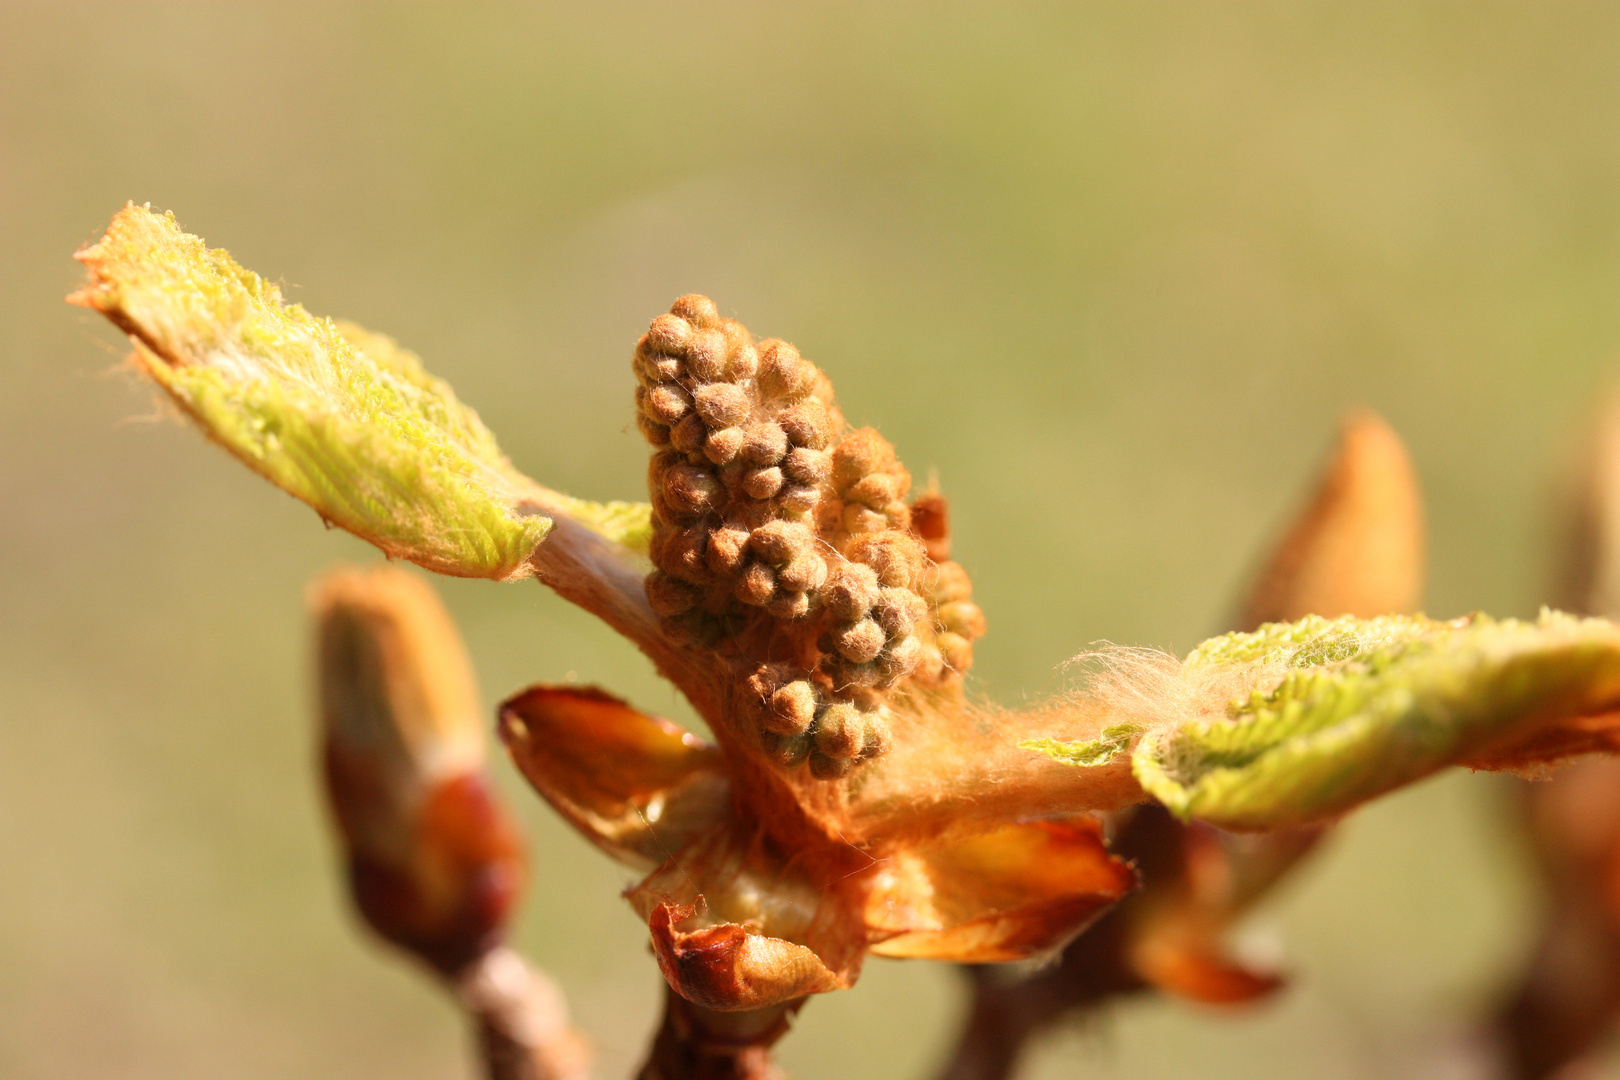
[670,412,708,453]
[740,422,789,467]
[735,562,777,606]
[824,562,880,621]
[644,384,693,426]
[767,590,811,620]
[813,702,863,759]
[810,752,856,780]
[765,680,817,736]
[937,631,973,673]
[636,414,671,446]
[938,600,986,640]
[663,462,723,518]
[779,485,820,516]
[670,294,720,330]
[645,571,703,617]
[874,587,927,637]
[314,567,524,975]
[847,532,925,589]
[876,634,921,683]
[691,383,747,429]
[757,340,814,401]
[778,400,833,450]
[834,619,886,664]
[831,429,891,490]
[910,493,949,562]
[782,448,831,485]
[760,730,811,767]
[749,520,814,566]
[686,330,729,381]
[704,426,745,466]
[706,523,751,574]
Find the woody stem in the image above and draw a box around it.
[636,989,802,1080]
[452,946,591,1080]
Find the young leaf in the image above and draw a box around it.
[1129,612,1620,829]
[1020,722,1144,768]
[70,204,649,578]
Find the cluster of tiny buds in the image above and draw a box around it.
[636,294,836,631]
[906,493,987,683]
[633,295,984,779]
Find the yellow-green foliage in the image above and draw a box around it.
[1046,612,1620,830]
[72,205,650,577]
[1021,721,1144,768]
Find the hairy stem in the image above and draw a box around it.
[519,496,729,730]
[453,947,591,1080]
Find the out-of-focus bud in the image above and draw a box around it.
[313,565,525,975]
[1239,409,1424,630]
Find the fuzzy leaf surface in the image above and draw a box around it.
[72,204,650,577]
[1033,613,1620,829]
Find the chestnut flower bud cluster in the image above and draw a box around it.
[634,295,985,778]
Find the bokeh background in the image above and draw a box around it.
[5,3,1620,1077]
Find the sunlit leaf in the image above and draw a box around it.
[71,204,649,578]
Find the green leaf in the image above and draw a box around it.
[1021,722,1144,767]
[1129,611,1620,829]
[72,204,651,576]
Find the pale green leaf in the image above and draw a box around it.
[72,204,651,575]
[1020,722,1144,768]
[1131,611,1620,829]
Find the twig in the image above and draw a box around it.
[637,990,801,1080]
[454,946,592,1080]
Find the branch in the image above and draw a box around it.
[455,947,591,1080]
[637,990,798,1080]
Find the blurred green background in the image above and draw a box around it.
[4,3,1619,1077]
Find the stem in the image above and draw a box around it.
[452,946,591,1080]
[935,915,1145,1080]
[522,493,725,715]
[636,990,801,1080]
[846,739,1147,842]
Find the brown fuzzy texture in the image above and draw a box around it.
[631,295,986,776]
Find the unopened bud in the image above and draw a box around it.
[765,680,817,736]
[646,313,694,354]
[670,294,720,330]
[313,566,524,975]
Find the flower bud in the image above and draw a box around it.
[757,339,815,402]
[814,702,864,760]
[314,565,524,976]
[646,313,693,354]
[765,680,817,736]
[670,294,720,330]
[824,563,881,621]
